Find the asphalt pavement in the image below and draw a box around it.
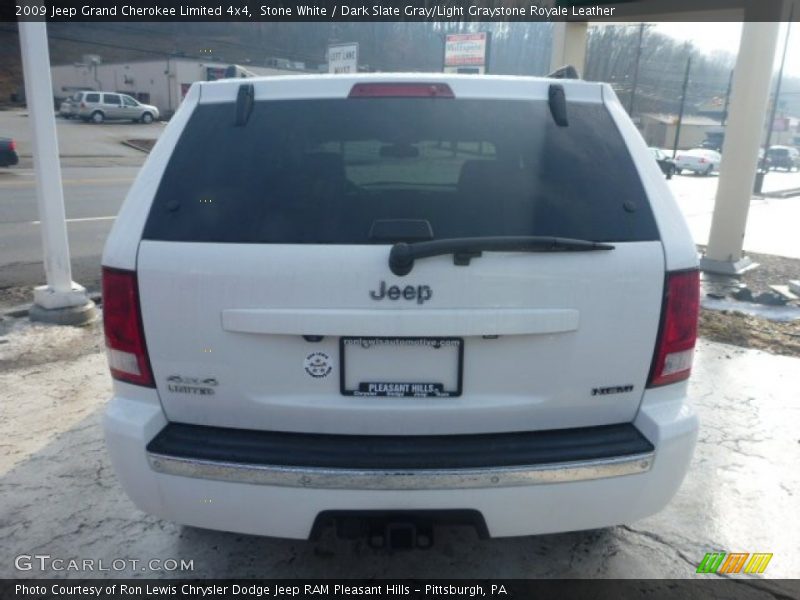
[670,169,800,259]
[2,109,164,166]
[0,166,135,291]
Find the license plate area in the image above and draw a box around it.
[340,337,463,398]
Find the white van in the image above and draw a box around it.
[73,91,160,124]
[102,73,699,547]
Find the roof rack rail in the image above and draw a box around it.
[546,65,580,80]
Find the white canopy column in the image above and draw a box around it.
[700,20,782,274]
[550,22,589,74]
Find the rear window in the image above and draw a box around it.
[143,97,659,244]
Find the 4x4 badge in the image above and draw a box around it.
[166,375,218,395]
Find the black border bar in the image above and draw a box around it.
[5,0,800,23]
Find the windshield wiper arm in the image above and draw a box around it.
[388,236,615,276]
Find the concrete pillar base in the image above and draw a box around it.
[699,255,759,276]
[29,300,97,326]
[33,282,91,310]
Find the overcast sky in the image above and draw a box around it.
[653,22,799,77]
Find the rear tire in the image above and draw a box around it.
[666,166,674,180]
[141,112,154,124]
[91,111,104,124]
[703,165,713,176]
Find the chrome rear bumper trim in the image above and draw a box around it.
[147,452,654,490]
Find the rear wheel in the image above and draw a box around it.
[91,111,104,124]
[703,165,713,176]
[666,166,674,180]
[141,112,154,124]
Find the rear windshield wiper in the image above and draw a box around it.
[388,236,615,276]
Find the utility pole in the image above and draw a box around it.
[756,13,793,193]
[672,55,692,159]
[18,22,96,325]
[627,22,645,116]
[721,69,733,126]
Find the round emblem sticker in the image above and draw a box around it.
[304,352,333,379]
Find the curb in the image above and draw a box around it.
[120,140,154,154]
[762,187,800,199]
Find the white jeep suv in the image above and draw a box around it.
[102,73,699,546]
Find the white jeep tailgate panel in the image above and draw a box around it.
[138,241,664,435]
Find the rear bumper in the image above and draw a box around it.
[146,423,654,490]
[104,384,697,539]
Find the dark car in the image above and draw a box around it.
[767,146,800,172]
[650,147,675,179]
[0,137,19,167]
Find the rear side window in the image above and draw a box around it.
[144,98,659,244]
[85,93,99,103]
[103,94,121,105]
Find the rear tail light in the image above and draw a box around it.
[102,267,154,387]
[349,83,455,98]
[699,158,707,164]
[80,102,86,108]
[647,270,700,387]
[8,139,15,151]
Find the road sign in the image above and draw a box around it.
[328,43,358,74]
[444,32,490,74]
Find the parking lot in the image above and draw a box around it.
[670,170,800,259]
[1,108,799,585]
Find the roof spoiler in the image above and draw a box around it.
[546,65,580,80]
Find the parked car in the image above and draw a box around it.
[58,97,74,118]
[699,134,723,152]
[58,92,81,119]
[650,147,676,179]
[0,137,19,167]
[767,146,800,172]
[74,91,159,124]
[102,74,699,544]
[674,148,721,176]
[757,148,771,172]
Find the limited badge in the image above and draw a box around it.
[304,352,333,379]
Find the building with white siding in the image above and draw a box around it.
[51,57,305,118]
